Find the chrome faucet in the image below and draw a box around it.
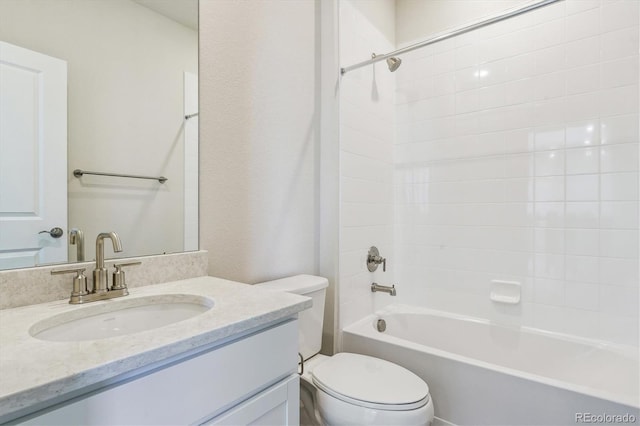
[371,282,396,296]
[93,232,123,294]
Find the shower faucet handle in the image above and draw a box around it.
[367,246,386,272]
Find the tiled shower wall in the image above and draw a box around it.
[339,0,396,330]
[394,0,639,345]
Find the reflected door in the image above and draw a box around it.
[0,41,67,269]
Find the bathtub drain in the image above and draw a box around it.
[376,319,386,332]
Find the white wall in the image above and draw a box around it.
[199,0,319,284]
[0,0,197,261]
[339,0,397,332]
[394,0,639,345]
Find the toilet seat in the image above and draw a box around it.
[311,353,430,411]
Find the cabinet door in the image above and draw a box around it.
[205,375,299,426]
[16,320,298,425]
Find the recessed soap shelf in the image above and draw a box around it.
[490,280,521,305]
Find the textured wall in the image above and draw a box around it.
[199,0,319,284]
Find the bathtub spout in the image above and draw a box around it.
[371,282,396,296]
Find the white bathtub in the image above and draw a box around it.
[342,304,640,426]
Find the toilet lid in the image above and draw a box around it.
[311,353,429,411]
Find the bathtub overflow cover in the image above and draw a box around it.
[377,319,386,332]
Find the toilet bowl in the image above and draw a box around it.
[255,275,434,426]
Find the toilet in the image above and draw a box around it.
[255,275,434,426]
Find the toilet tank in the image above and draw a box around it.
[255,275,328,360]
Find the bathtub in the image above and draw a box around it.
[342,304,640,426]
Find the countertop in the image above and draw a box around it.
[0,276,311,422]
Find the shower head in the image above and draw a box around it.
[371,53,402,72]
[386,57,402,72]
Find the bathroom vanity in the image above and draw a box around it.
[0,276,311,425]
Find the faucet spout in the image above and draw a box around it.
[371,282,397,296]
[70,228,85,262]
[95,232,122,269]
[93,232,123,294]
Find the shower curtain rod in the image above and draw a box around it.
[340,0,563,75]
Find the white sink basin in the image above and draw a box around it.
[29,294,214,342]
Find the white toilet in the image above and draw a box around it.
[256,275,434,426]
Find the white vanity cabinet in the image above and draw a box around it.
[16,320,299,425]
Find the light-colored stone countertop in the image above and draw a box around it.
[0,276,311,422]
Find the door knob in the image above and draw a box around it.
[39,227,64,238]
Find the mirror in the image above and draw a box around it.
[0,0,198,270]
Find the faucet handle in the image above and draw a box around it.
[367,246,387,272]
[51,267,89,301]
[111,261,141,290]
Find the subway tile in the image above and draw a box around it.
[565,255,599,283]
[600,229,639,258]
[566,0,599,16]
[600,201,639,229]
[534,126,565,151]
[599,257,639,287]
[504,130,535,154]
[535,150,565,176]
[431,49,456,75]
[534,228,565,254]
[500,203,535,227]
[533,278,565,306]
[535,176,565,201]
[432,73,456,96]
[566,64,599,95]
[600,144,640,173]
[504,78,535,106]
[455,89,479,114]
[601,57,639,90]
[534,98,566,126]
[600,26,639,62]
[369,1,640,343]
[600,0,639,34]
[505,178,534,202]
[565,229,600,256]
[566,119,600,148]
[534,18,566,50]
[566,174,599,201]
[455,67,480,92]
[600,286,639,317]
[600,172,639,200]
[505,153,535,176]
[534,253,565,280]
[455,43,478,70]
[566,8,600,42]
[566,147,599,175]
[564,91,600,122]
[478,84,507,110]
[565,281,600,311]
[600,114,639,145]
[535,202,565,228]
[600,85,639,117]
[565,202,600,228]
[531,0,566,24]
[566,36,600,69]
[534,45,566,76]
[533,72,566,101]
